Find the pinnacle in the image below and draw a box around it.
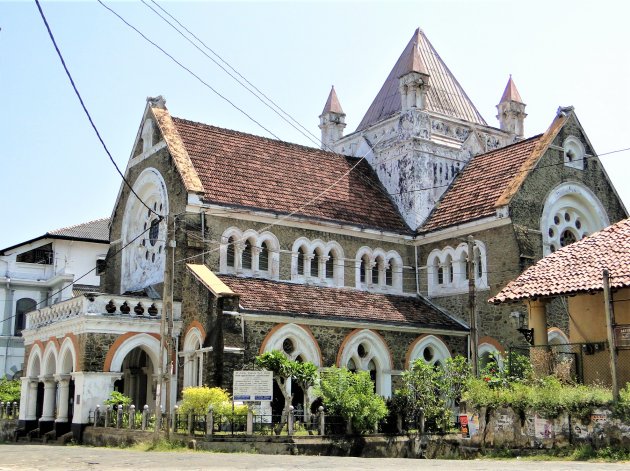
[321,85,344,115]
[499,76,524,104]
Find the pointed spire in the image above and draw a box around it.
[321,86,344,115]
[500,75,524,104]
[400,40,429,77]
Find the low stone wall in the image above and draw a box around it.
[452,407,630,451]
[81,427,424,458]
[0,419,18,442]
[81,407,630,458]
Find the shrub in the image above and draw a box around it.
[178,386,241,416]
[0,376,21,403]
[104,391,132,409]
[317,367,387,434]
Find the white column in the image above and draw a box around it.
[24,378,38,421]
[40,376,56,421]
[55,375,71,423]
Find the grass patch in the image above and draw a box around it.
[126,439,189,452]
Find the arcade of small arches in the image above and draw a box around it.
[291,238,344,287]
[22,338,77,427]
[355,247,403,293]
[219,228,280,279]
[427,241,487,296]
[22,333,164,427]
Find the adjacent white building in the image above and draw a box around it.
[0,218,109,378]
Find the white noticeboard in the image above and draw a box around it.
[233,370,273,401]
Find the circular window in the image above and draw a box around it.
[548,228,554,237]
[564,212,571,222]
[282,338,295,354]
[149,219,160,246]
[554,215,560,225]
[575,220,582,230]
[560,229,577,247]
[347,358,356,371]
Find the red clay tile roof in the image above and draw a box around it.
[218,275,467,331]
[356,28,486,132]
[421,135,542,232]
[172,117,409,233]
[490,218,630,303]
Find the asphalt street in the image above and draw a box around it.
[0,444,629,471]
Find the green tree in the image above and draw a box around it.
[394,359,449,431]
[255,351,319,427]
[0,376,21,403]
[317,367,387,434]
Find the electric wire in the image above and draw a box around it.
[34,0,161,220]
[97,0,282,142]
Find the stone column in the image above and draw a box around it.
[25,379,39,421]
[527,300,548,346]
[55,375,71,423]
[40,376,57,422]
[251,246,261,274]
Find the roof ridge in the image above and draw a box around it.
[173,116,348,159]
[48,217,110,235]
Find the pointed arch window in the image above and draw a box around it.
[226,236,236,268]
[242,240,253,270]
[325,251,335,279]
[297,246,307,275]
[385,262,393,286]
[360,255,369,284]
[311,249,321,278]
[259,241,270,272]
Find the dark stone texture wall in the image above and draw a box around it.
[79,333,118,372]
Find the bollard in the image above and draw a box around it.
[116,405,123,429]
[396,413,403,434]
[0,402,4,419]
[104,405,111,428]
[13,402,18,419]
[94,405,101,427]
[206,406,214,438]
[187,412,194,436]
[246,408,253,435]
[318,406,325,436]
[5,401,10,419]
[172,405,179,433]
[288,405,294,436]
[129,405,136,430]
[142,405,149,431]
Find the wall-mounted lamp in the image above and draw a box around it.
[511,311,534,346]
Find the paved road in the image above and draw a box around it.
[0,444,628,470]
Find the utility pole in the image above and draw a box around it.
[603,269,619,403]
[467,235,479,378]
[155,215,175,440]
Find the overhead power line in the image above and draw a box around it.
[34,0,161,221]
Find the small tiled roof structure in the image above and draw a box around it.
[490,218,630,303]
[48,217,110,242]
[217,274,468,331]
[172,117,410,233]
[0,217,110,255]
[421,135,542,232]
[356,28,486,132]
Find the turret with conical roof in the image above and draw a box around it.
[496,76,527,138]
[319,86,346,150]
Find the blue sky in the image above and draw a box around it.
[1,0,629,249]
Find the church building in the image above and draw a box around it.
[17,28,626,439]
